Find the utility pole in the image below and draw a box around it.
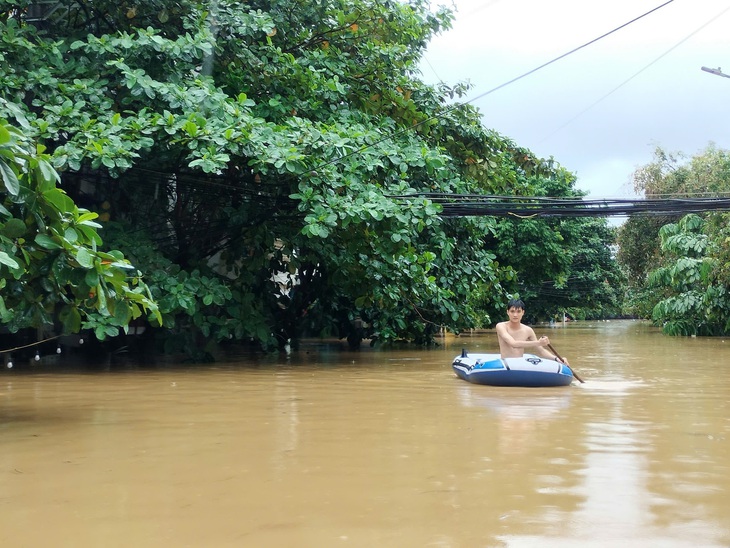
[701,66,730,79]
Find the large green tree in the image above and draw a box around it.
[617,145,730,334]
[1,1,607,356]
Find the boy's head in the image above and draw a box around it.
[507,298,525,311]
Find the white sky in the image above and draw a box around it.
[420,0,730,198]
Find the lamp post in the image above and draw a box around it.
[701,66,730,79]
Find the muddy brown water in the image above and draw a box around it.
[1,320,729,547]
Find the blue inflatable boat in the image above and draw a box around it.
[452,350,575,387]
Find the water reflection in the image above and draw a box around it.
[1,321,729,547]
[457,385,572,456]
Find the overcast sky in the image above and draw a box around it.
[420,0,730,199]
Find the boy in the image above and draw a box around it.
[495,298,569,364]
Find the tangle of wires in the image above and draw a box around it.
[395,194,730,218]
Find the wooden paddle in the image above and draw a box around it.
[547,343,585,383]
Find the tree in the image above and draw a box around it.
[618,145,730,284]
[649,214,729,336]
[617,145,730,333]
[1,1,600,355]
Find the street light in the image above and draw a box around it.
[701,66,730,79]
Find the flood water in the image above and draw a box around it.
[1,320,729,547]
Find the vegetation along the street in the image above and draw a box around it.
[2,1,728,362]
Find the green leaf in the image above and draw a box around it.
[85,269,100,287]
[77,211,99,223]
[64,227,79,243]
[76,224,103,245]
[0,251,19,269]
[75,248,93,268]
[42,188,75,213]
[0,159,19,196]
[60,306,82,333]
[114,303,132,325]
[95,283,108,314]
[35,234,62,250]
[0,125,11,145]
[2,218,26,238]
[37,159,59,189]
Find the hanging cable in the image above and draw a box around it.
[394,193,730,217]
[538,3,730,145]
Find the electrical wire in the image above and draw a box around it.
[537,3,730,145]
[461,0,676,106]
[396,193,730,217]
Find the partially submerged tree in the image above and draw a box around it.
[1,1,615,356]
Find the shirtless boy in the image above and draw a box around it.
[495,298,569,364]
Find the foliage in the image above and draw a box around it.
[616,215,667,285]
[0,0,620,355]
[617,145,730,334]
[98,220,269,358]
[484,167,624,322]
[615,214,670,319]
[618,145,730,283]
[0,118,160,340]
[632,145,730,197]
[648,214,730,336]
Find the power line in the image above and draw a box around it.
[462,0,676,106]
[395,193,730,218]
[538,3,730,144]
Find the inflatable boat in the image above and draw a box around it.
[452,350,575,387]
